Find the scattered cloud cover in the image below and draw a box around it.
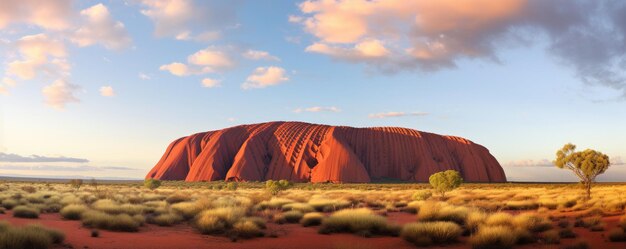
[160,46,235,77]
[138,0,238,41]
[0,2,132,110]
[293,0,626,96]
[241,66,289,89]
[72,3,132,50]
[99,86,115,97]
[294,106,340,113]
[6,34,68,80]
[0,152,88,163]
[368,111,429,119]
[0,0,74,30]
[42,79,80,109]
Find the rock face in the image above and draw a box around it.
[146,122,506,183]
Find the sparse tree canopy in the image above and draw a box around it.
[429,170,463,197]
[69,179,83,191]
[554,143,610,199]
[265,179,292,195]
[144,178,161,190]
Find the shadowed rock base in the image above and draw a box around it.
[146,121,506,183]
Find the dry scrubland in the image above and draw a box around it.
[1,181,626,248]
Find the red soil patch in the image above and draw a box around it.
[2,210,625,249]
[1,211,415,249]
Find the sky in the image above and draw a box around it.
[1,0,626,181]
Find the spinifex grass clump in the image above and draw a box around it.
[401,221,462,246]
[81,210,142,232]
[60,204,88,220]
[0,221,65,249]
[147,213,183,227]
[12,205,40,219]
[469,226,518,249]
[417,202,469,225]
[301,212,324,227]
[194,207,247,235]
[318,208,400,237]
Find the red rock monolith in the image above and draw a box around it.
[146,121,506,183]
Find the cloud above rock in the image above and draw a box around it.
[241,66,289,89]
[293,0,626,96]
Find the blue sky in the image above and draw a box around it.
[1,0,625,181]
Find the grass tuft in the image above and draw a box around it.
[318,208,399,236]
[401,221,462,246]
[301,212,324,227]
[469,226,517,249]
[60,204,88,220]
[12,205,40,219]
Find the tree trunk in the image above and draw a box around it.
[585,181,591,199]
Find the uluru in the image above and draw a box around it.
[147,121,506,183]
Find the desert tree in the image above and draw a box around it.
[90,178,98,191]
[428,170,463,198]
[554,143,610,199]
[265,179,292,195]
[144,178,161,190]
[69,179,83,191]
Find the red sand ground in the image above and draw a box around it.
[2,211,626,249]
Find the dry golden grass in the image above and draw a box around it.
[2,181,626,245]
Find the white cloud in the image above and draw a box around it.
[368,111,429,119]
[138,73,151,80]
[294,0,626,96]
[0,85,7,95]
[42,79,80,110]
[138,0,237,40]
[159,62,190,76]
[6,34,68,80]
[187,47,234,69]
[72,3,132,50]
[241,66,289,89]
[0,0,74,30]
[201,78,221,88]
[99,86,115,97]
[242,49,280,61]
[139,0,194,38]
[294,106,341,113]
[306,39,389,61]
[227,117,236,122]
[160,46,235,77]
